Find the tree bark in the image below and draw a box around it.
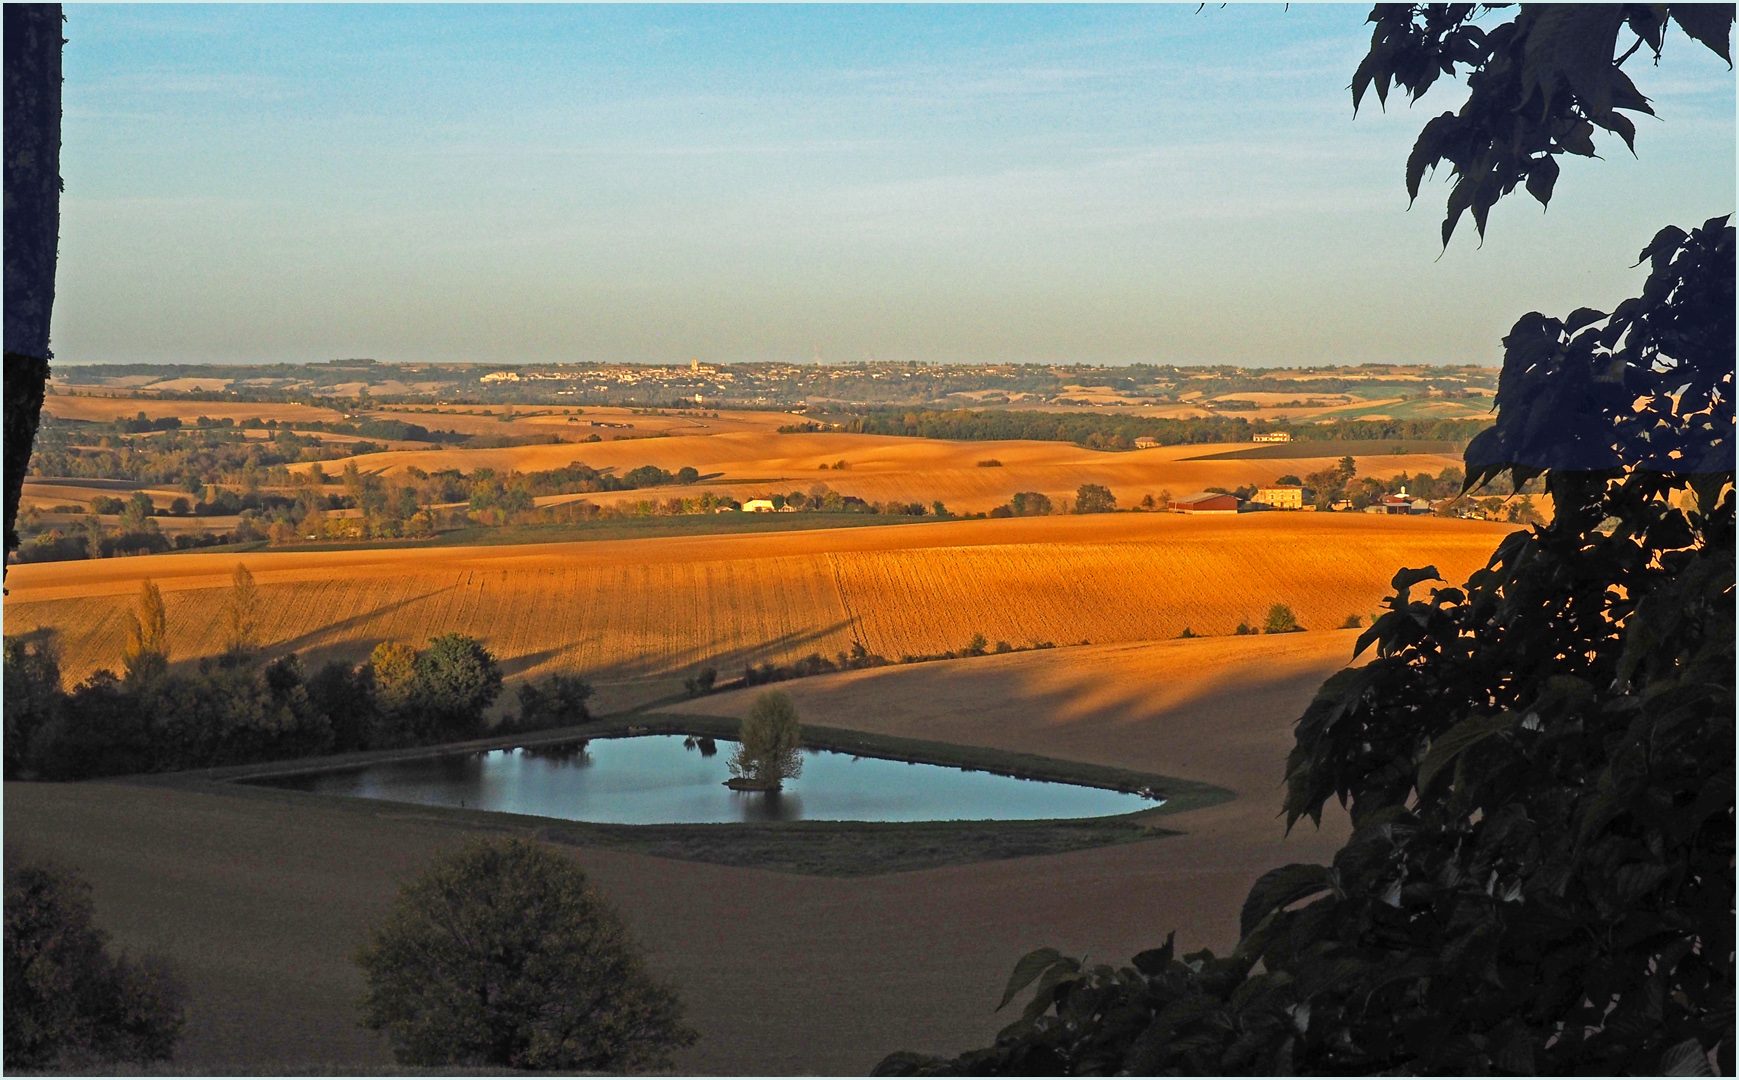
[4,3,63,573]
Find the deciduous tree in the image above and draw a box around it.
[356,839,696,1071]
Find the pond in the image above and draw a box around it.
[250,734,1163,824]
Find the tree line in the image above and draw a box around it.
[817,409,1489,450]
[2,566,594,781]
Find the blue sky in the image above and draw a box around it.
[54,4,1735,367]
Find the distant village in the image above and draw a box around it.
[49,358,1498,414]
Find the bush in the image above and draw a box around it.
[1074,484,1117,514]
[683,666,718,697]
[729,690,803,789]
[1261,604,1303,634]
[508,673,594,733]
[4,856,184,1069]
[355,839,696,1071]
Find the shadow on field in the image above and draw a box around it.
[575,617,861,685]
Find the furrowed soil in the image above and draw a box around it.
[4,630,1363,1074]
[5,512,1517,688]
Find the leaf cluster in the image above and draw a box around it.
[879,464,1733,1078]
[1466,216,1734,479]
[1354,4,1734,244]
[874,219,1734,1075]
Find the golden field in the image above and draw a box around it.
[296,433,1463,515]
[5,512,1516,689]
[37,391,1467,515]
[40,392,353,426]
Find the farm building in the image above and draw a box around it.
[1365,490,1432,515]
[1134,436,1161,449]
[1169,491,1241,514]
[1253,485,1305,510]
[1252,431,1293,443]
[740,498,778,513]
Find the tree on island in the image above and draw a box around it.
[727,690,804,791]
[877,5,1733,1076]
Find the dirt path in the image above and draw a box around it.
[5,631,1357,1073]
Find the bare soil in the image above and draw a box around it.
[5,630,1356,1074]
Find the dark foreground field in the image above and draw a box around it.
[4,631,1357,1074]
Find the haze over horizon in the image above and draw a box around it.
[55,4,1734,369]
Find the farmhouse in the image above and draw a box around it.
[1365,489,1432,515]
[1134,436,1161,449]
[1169,491,1241,514]
[1253,431,1293,443]
[741,498,778,513]
[1253,485,1305,510]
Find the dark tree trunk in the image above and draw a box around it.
[4,3,63,574]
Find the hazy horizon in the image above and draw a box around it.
[55,4,1735,369]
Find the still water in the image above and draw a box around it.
[253,735,1161,824]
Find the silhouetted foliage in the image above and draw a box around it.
[503,672,594,734]
[4,856,185,1069]
[355,839,696,1071]
[877,7,1734,1076]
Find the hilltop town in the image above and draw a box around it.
[49,359,1496,418]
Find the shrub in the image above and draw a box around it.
[1340,613,1363,628]
[1010,491,1052,517]
[1074,484,1117,514]
[4,856,185,1069]
[729,690,803,789]
[683,666,718,697]
[355,839,696,1071]
[509,673,594,732]
[1262,604,1303,634]
[1233,622,1254,636]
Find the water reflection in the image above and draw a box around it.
[523,740,592,766]
[254,735,1161,825]
[736,788,802,822]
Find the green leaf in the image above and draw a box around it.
[1239,864,1333,939]
[996,947,1065,1012]
[1417,713,1516,795]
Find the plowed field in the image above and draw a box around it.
[5,513,1516,687]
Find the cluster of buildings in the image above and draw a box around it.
[1167,486,1434,515]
